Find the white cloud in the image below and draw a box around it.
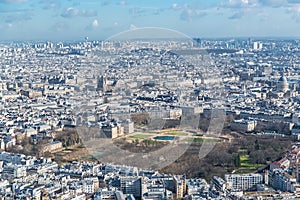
[180,9,206,21]
[92,19,99,28]
[61,7,98,18]
[227,0,258,8]
[129,24,137,30]
[171,3,207,21]
[223,0,300,22]
[287,4,300,22]
[85,19,100,30]
[225,0,289,8]
[171,3,180,10]
[118,0,126,6]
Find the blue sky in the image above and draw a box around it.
[1,0,300,41]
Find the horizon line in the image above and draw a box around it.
[1,35,300,44]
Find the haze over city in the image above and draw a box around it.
[1,0,300,41]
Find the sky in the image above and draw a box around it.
[1,0,300,41]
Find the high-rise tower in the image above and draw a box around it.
[97,76,107,92]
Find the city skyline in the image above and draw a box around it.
[1,0,300,41]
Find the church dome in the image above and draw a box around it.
[277,75,289,93]
[278,76,288,83]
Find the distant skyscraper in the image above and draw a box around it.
[97,76,107,92]
[253,42,263,50]
[253,42,259,50]
[247,38,252,48]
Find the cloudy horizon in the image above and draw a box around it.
[1,0,300,41]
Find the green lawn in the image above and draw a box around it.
[240,154,249,163]
[240,155,264,168]
[129,134,152,139]
[233,155,265,174]
[163,131,189,136]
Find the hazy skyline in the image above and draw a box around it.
[1,0,300,41]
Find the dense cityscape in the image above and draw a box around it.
[1,36,300,200]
